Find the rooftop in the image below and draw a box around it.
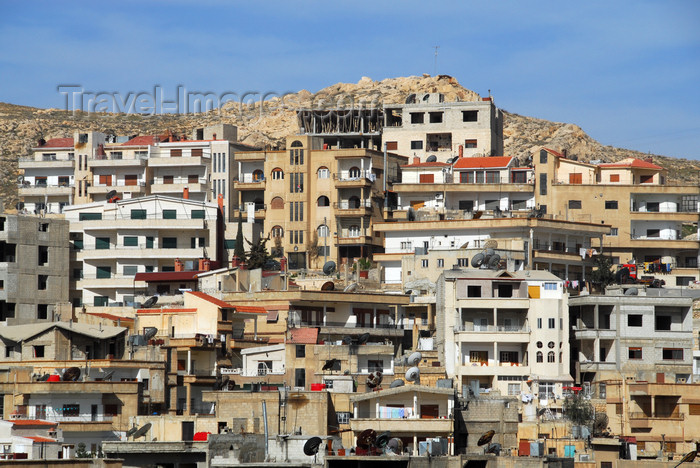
[0,322,126,343]
[35,137,74,149]
[453,156,513,169]
[289,328,319,344]
[598,157,664,170]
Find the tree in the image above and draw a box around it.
[234,213,245,262]
[246,237,273,270]
[75,442,91,458]
[590,255,615,287]
[563,393,594,427]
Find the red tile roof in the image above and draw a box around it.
[136,308,197,314]
[121,135,158,146]
[186,291,233,309]
[11,420,57,427]
[289,328,319,344]
[598,158,664,170]
[27,436,57,443]
[86,312,134,322]
[134,271,203,282]
[37,138,74,149]
[234,305,268,315]
[453,156,513,169]
[400,162,450,168]
[542,147,565,158]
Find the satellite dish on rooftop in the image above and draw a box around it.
[386,438,403,454]
[343,283,358,293]
[303,436,323,456]
[376,431,391,448]
[106,190,118,200]
[133,422,152,439]
[341,336,353,345]
[63,367,81,381]
[357,333,370,345]
[426,155,437,163]
[125,426,138,438]
[143,327,158,340]
[486,443,502,455]
[407,207,416,222]
[323,261,337,276]
[15,202,24,210]
[321,281,335,291]
[322,359,339,371]
[624,287,638,296]
[405,367,420,383]
[488,254,501,269]
[367,371,383,389]
[390,379,405,389]
[407,352,422,366]
[102,370,114,382]
[141,296,158,308]
[471,253,485,268]
[357,429,376,448]
[478,430,495,446]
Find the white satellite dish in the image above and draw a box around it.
[407,352,422,367]
[405,367,420,382]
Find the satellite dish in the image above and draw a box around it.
[15,202,24,210]
[389,379,405,389]
[624,287,638,296]
[133,422,152,439]
[343,283,358,293]
[125,426,138,438]
[331,436,343,451]
[102,370,114,381]
[594,412,609,434]
[141,296,158,308]
[303,436,323,456]
[63,367,81,381]
[367,371,383,389]
[106,189,118,200]
[323,261,337,275]
[357,333,370,345]
[386,438,403,454]
[677,450,697,466]
[321,281,335,291]
[536,408,548,417]
[143,327,158,340]
[486,443,502,455]
[322,359,339,371]
[376,432,391,448]
[478,430,495,446]
[446,156,457,164]
[342,336,353,345]
[407,352,422,366]
[37,373,50,382]
[471,253,485,268]
[426,155,437,163]
[357,429,376,448]
[405,367,420,382]
[484,248,495,257]
[488,254,501,269]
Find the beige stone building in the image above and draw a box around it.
[233,135,407,270]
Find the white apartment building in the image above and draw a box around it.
[63,196,221,307]
[383,93,503,162]
[437,269,571,401]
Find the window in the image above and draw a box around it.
[628,314,642,327]
[457,258,469,267]
[146,237,154,249]
[348,225,360,237]
[170,149,182,157]
[163,209,177,219]
[317,225,329,238]
[79,212,102,221]
[537,341,543,348]
[437,259,444,268]
[271,226,284,238]
[419,173,434,183]
[568,200,582,209]
[290,202,304,221]
[191,237,205,248]
[386,141,398,151]
[469,351,488,363]
[38,246,49,266]
[96,237,110,249]
[539,382,555,398]
[539,149,548,164]
[536,351,543,363]
[458,200,474,211]
[104,404,119,416]
[539,174,547,195]
[296,345,305,358]
[464,139,477,148]
[548,341,555,349]
[62,404,79,417]
[547,351,555,363]
[462,110,478,122]
[348,167,361,179]
[429,112,443,123]
[421,259,428,268]
[163,175,174,184]
[537,318,542,329]
[317,196,330,207]
[544,282,557,290]
[662,348,683,360]
[568,173,583,184]
[629,347,642,359]
[34,346,45,358]
[123,265,137,276]
[96,266,111,279]
[337,412,352,424]
[123,236,138,247]
[548,318,555,329]
[609,228,618,236]
[640,175,654,184]
[290,148,304,165]
[681,195,698,212]
[609,174,620,182]
[410,140,423,150]
[272,168,284,180]
[655,315,671,331]
[467,285,481,297]
[508,383,520,396]
[317,167,329,179]
[400,241,412,250]
[605,200,618,209]
[162,237,177,249]
[188,174,199,184]
[367,360,384,372]
[410,113,424,124]
[270,197,284,209]
[37,304,48,320]
[500,351,518,363]
[38,275,47,290]
[191,210,205,219]
[289,173,304,193]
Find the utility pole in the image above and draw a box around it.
[433,46,440,76]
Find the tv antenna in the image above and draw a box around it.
[433,46,440,76]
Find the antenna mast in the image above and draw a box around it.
[433,46,440,76]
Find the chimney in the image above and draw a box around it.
[645,155,653,163]
[199,258,211,272]
[413,156,420,164]
[174,258,184,272]
[183,187,189,199]
[458,145,464,158]
[561,149,568,158]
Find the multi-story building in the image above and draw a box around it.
[233,135,407,270]
[534,148,700,285]
[0,214,70,325]
[437,269,571,400]
[383,93,503,161]
[569,291,694,385]
[63,195,221,307]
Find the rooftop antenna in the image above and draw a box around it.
[433,46,439,76]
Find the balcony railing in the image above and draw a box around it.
[335,170,374,182]
[237,174,265,183]
[334,200,372,209]
[93,180,146,187]
[629,412,684,420]
[293,320,403,330]
[337,228,368,238]
[91,153,148,161]
[238,203,266,211]
[74,212,216,221]
[151,177,207,185]
[455,324,530,333]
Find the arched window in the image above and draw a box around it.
[317,225,329,238]
[317,196,330,207]
[253,169,264,182]
[536,341,543,348]
[349,166,361,179]
[290,140,303,148]
[548,341,555,349]
[348,196,361,209]
[271,226,284,238]
[536,351,543,363]
[270,197,284,209]
[547,351,555,363]
[317,166,330,179]
[559,352,563,363]
[272,168,284,180]
[348,225,361,237]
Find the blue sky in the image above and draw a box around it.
[1,1,699,158]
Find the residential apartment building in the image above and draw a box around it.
[0,214,70,325]
[63,195,221,307]
[233,135,407,270]
[534,148,700,285]
[569,292,694,385]
[437,269,571,400]
[383,93,503,161]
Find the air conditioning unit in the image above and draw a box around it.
[579,454,590,462]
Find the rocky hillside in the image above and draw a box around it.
[1,74,697,207]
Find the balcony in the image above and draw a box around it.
[234,203,266,219]
[454,324,530,342]
[19,156,75,168]
[573,327,617,340]
[458,360,528,376]
[233,175,266,190]
[150,178,208,194]
[334,199,373,216]
[294,320,404,337]
[578,360,617,373]
[76,246,206,261]
[334,170,374,188]
[75,275,140,289]
[148,155,208,166]
[18,184,73,197]
[89,154,148,166]
[350,417,452,435]
[336,229,374,245]
[628,411,684,429]
[88,180,147,194]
